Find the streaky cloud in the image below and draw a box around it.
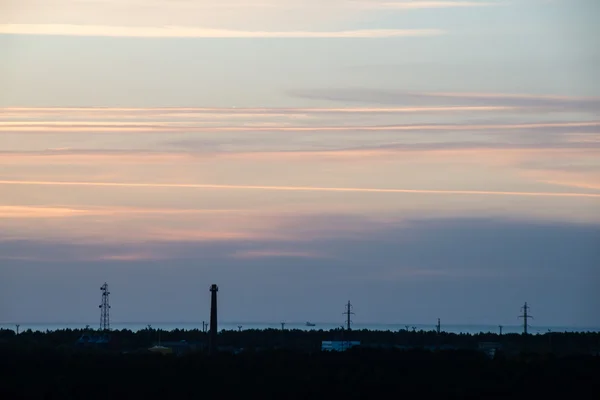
[230,250,328,259]
[0,205,253,218]
[0,106,519,115]
[356,1,498,9]
[1,143,598,165]
[0,24,444,38]
[288,89,600,112]
[2,120,598,133]
[538,180,600,191]
[1,180,598,198]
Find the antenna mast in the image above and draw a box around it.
[99,282,110,331]
[343,301,355,331]
[518,302,533,335]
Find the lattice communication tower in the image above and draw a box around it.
[99,282,111,331]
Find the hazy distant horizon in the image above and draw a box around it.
[3,321,599,336]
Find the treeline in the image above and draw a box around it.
[1,327,599,355]
[0,347,598,399]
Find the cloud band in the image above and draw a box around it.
[1,180,598,198]
[0,24,444,38]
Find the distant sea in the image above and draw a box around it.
[2,322,599,334]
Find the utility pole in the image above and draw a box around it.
[15,324,19,335]
[238,325,242,332]
[280,322,286,330]
[343,301,354,331]
[99,282,110,331]
[436,318,441,335]
[518,302,533,335]
[499,325,503,336]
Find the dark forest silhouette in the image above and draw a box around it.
[2,327,599,398]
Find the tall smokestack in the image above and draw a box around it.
[209,284,218,354]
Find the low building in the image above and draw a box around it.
[149,340,202,355]
[75,333,111,348]
[321,341,361,352]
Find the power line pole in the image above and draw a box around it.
[343,301,354,331]
[499,325,503,336]
[99,282,110,331]
[436,318,441,335]
[281,322,286,330]
[518,302,533,335]
[15,324,19,335]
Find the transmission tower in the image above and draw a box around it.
[436,318,441,334]
[343,301,354,331]
[518,302,533,335]
[99,282,111,331]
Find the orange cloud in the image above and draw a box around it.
[540,180,600,191]
[0,151,194,165]
[522,169,600,192]
[131,228,277,243]
[0,106,518,115]
[95,253,158,261]
[2,120,597,133]
[0,205,255,218]
[0,24,444,38]
[0,206,90,218]
[230,250,326,259]
[1,180,599,198]
[1,146,598,167]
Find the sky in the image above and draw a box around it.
[0,0,599,328]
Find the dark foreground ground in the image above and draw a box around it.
[1,329,599,399]
[1,347,599,399]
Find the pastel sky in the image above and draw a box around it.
[1,0,599,327]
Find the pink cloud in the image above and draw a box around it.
[230,250,327,259]
[1,179,599,198]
